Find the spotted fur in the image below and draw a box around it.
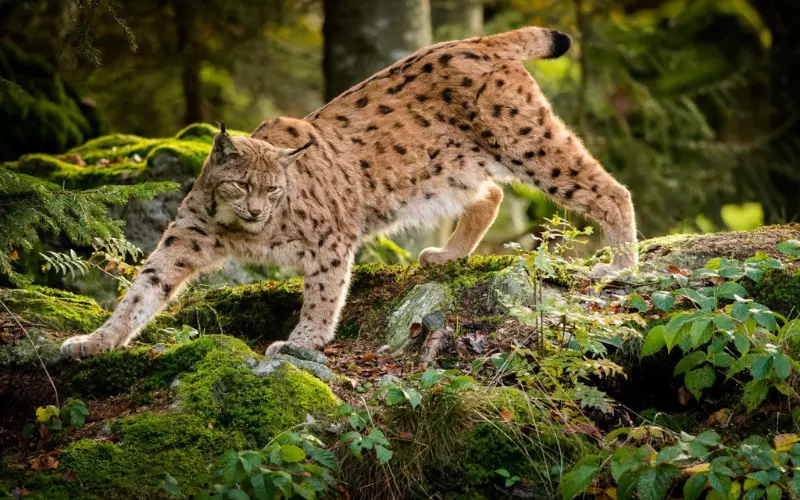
[61,26,637,359]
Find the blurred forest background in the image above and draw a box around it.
[1,0,799,262]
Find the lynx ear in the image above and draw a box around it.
[279,140,316,168]
[212,132,239,164]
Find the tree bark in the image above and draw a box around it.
[431,0,483,38]
[323,0,432,102]
[753,0,800,223]
[175,0,203,125]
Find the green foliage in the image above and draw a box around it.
[165,432,337,500]
[40,237,144,292]
[640,245,799,409]
[34,399,89,438]
[337,403,393,464]
[0,167,176,283]
[561,428,800,500]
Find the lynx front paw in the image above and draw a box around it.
[419,247,459,266]
[61,333,115,359]
[265,340,319,357]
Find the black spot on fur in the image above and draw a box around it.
[544,130,552,139]
[141,268,156,275]
[394,145,407,155]
[366,124,378,131]
[335,115,349,127]
[538,149,546,157]
[356,97,369,108]
[462,76,473,87]
[462,51,481,60]
[188,226,207,237]
[416,95,429,103]
[175,260,188,268]
[439,54,453,66]
[510,107,519,117]
[441,88,453,103]
[360,160,370,168]
[433,164,443,174]
[192,241,201,252]
[476,82,487,99]
[511,159,523,165]
[415,115,431,128]
[331,258,342,268]
[519,127,532,135]
[148,275,160,286]
[548,186,558,195]
[524,151,535,158]
[552,168,561,178]
[458,123,471,131]
[287,126,299,137]
[481,130,493,138]
[428,149,440,159]
[468,111,477,121]
[164,236,177,247]
[132,295,141,304]
[496,79,505,87]
[492,104,503,117]
[378,105,394,114]
[570,169,579,176]
[162,283,173,295]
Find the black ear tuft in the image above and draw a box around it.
[217,121,227,135]
[289,139,317,156]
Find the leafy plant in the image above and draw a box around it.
[41,236,144,292]
[164,431,336,499]
[640,246,799,409]
[337,403,393,465]
[30,399,89,440]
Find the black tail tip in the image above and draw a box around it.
[546,30,572,59]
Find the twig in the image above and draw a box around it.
[0,298,59,407]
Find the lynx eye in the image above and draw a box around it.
[267,186,282,194]
[234,181,249,192]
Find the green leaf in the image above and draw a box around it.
[292,481,316,500]
[709,471,732,496]
[560,455,601,500]
[774,353,792,380]
[617,470,640,500]
[226,489,251,500]
[742,379,770,411]
[279,445,306,463]
[611,447,649,482]
[717,282,747,300]
[161,474,180,497]
[683,473,708,500]
[689,318,713,347]
[495,468,510,478]
[420,370,446,388]
[403,388,422,408]
[655,445,682,465]
[751,355,773,381]
[637,466,680,500]
[384,387,406,406]
[777,240,800,257]
[706,257,722,270]
[734,334,751,355]
[696,430,721,446]
[713,314,736,333]
[732,301,752,322]
[67,400,89,428]
[641,326,666,357]
[250,474,274,500]
[308,448,337,470]
[674,351,707,376]
[651,291,675,312]
[375,444,393,464]
[679,288,717,310]
[687,441,709,458]
[627,294,648,312]
[739,436,777,469]
[766,484,782,500]
[752,304,778,332]
[685,364,716,400]
[710,353,734,368]
[664,315,692,351]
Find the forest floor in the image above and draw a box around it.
[1,224,800,500]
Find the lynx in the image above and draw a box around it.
[62,26,637,359]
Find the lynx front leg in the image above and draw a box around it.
[61,222,223,359]
[419,183,503,266]
[266,254,353,355]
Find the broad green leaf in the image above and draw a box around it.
[250,474,275,500]
[713,314,736,333]
[685,364,716,400]
[651,291,675,312]
[739,436,777,469]
[655,445,682,465]
[684,473,708,500]
[674,351,707,376]
[734,334,751,355]
[420,370,446,388]
[641,326,666,357]
[495,468,510,478]
[637,466,680,500]
[279,445,306,463]
[161,474,180,497]
[308,448,337,470]
[227,489,251,500]
[617,470,640,500]
[709,471,732,496]
[689,318,713,347]
[292,481,316,500]
[766,484,782,500]
[742,379,770,411]
[383,387,406,406]
[751,355,773,381]
[732,302,752,322]
[774,353,792,380]
[375,444,393,464]
[696,430,721,446]
[752,304,778,332]
[627,294,648,312]
[710,353,735,368]
[717,282,747,300]
[611,446,649,482]
[679,288,717,310]
[560,455,601,500]
[687,441,709,458]
[340,431,361,443]
[777,240,800,257]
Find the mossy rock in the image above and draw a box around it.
[0,286,107,333]
[751,268,800,318]
[7,336,338,498]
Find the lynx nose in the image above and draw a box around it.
[249,208,262,217]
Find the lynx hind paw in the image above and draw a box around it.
[61,334,114,360]
[419,247,458,267]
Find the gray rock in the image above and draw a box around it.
[250,359,284,377]
[422,311,447,333]
[274,343,329,364]
[0,329,61,367]
[377,374,403,387]
[386,283,451,350]
[151,343,168,354]
[486,266,565,313]
[272,354,334,382]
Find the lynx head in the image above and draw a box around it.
[202,130,313,233]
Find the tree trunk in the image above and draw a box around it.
[323,0,432,101]
[753,0,800,223]
[431,0,483,38]
[175,0,202,125]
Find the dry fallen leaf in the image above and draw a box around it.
[409,323,422,338]
[774,433,800,452]
[668,264,688,276]
[683,463,711,476]
[360,353,377,362]
[30,454,59,470]
[499,407,513,423]
[677,386,691,406]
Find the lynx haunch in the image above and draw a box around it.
[62,26,637,359]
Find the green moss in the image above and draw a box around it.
[0,286,107,333]
[68,134,148,154]
[174,123,248,143]
[752,269,800,317]
[56,412,237,498]
[175,336,338,445]
[145,140,210,176]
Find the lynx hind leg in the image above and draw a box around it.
[419,183,504,266]
[474,67,637,277]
